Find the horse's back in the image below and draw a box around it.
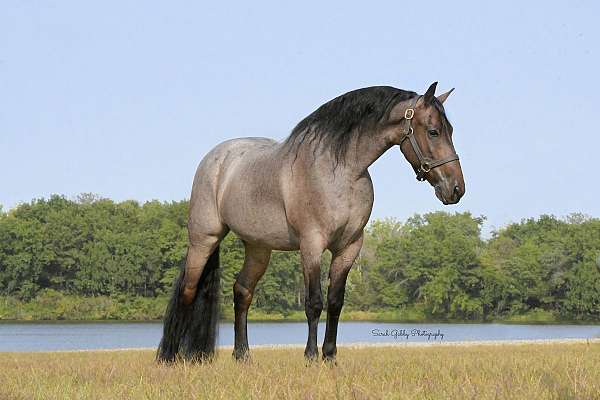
[189,137,297,249]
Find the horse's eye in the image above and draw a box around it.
[428,129,439,137]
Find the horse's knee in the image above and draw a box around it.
[233,281,252,310]
[305,295,323,319]
[327,298,343,318]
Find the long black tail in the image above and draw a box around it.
[156,246,221,363]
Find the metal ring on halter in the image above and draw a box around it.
[404,108,414,120]
[420,163,431,173]
[399,126,413,145]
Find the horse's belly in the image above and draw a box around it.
[220,171,298,250]
[223,204,299,250]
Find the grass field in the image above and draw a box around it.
[1,342,599,399]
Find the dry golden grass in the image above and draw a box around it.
[1,343,599,400]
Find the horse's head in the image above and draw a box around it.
[387,82,465,205]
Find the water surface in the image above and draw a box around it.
[1,322,599,352]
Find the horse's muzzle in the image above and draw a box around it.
[435,182,464,205]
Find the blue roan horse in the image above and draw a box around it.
[157,82,464,363]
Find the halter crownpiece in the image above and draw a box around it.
[400,96,460,181]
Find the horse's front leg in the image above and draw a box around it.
[233,244,271,361]
[300,237,326,361]
[322,235,363,362]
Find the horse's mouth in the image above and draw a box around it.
[434,186,446,204]
[434,185,460,205]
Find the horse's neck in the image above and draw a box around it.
[346,128,393,177]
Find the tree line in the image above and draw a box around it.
[0,194,599,321]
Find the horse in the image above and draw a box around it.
[157,82,465,363]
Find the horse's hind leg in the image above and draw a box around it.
[233,243,271,360]
[181,233,224,305]
[322,235,363,362]
[157,224,228,363]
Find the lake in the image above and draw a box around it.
[1,322,599,352]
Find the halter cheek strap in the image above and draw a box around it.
[399,97,460,181]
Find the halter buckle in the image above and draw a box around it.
[420,163,431,173]
[404,108,414,120]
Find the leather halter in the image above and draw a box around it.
[400,96,460,181]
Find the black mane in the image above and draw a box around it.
[283,86,417,165]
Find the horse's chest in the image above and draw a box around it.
[282,170,374,249]
[323,176,374,247]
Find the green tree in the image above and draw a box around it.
[1,195,599,321]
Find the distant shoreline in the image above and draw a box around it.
[3,295,599,325]
[8,338,600,354]
[1,318,600,326]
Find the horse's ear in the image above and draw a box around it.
[423,82,438,104]
[437,88,454,104]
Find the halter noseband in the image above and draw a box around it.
[400,96,460,181]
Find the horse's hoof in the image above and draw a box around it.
[304,349,319,363]
[232,350,250,362]
[322,355,337,366]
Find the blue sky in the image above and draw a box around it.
[1,1,598,234]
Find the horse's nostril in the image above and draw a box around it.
[453,185,460,198]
